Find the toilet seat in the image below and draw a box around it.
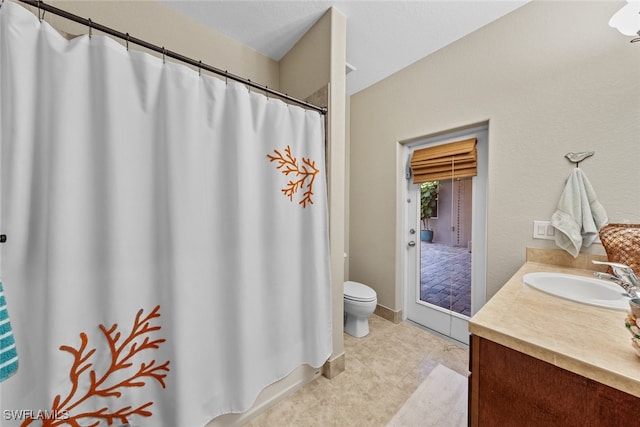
[344,281,377,303]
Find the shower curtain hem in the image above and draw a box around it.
[203,352,332,424]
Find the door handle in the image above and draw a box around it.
[408,241,416,247]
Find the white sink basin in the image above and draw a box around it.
[522,272,630,311]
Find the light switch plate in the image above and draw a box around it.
[532,220,601,243]
[533,220,555,240]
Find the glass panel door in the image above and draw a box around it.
[403,124,488,346]
[420,178,472,318]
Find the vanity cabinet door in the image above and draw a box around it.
[469,335,639,426]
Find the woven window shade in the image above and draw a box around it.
[410,138,477,183]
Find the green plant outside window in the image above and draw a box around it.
[420,181,439,230]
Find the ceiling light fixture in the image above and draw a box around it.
[609,0,640,43]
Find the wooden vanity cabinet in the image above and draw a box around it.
[468,334,640,426]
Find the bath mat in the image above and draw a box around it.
[387,364,467,427]
[0,281,18,382]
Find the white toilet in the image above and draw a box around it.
[343,281,377,338]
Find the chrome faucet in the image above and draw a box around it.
[592,260,640,297]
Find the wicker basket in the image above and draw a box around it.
[599,223,640,274]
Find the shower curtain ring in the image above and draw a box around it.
[88,18,93,39]
[247,79,251,93]
[265,86,269,99]
[37,0,44,22]
[198,60,202,76]
[125,33,130,51]
[225,70,228,85]
[162,47,166,64]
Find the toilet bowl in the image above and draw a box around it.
[344,281,377,338]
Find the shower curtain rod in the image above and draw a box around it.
[16,0,328,115]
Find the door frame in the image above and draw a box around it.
[396,122,488,344]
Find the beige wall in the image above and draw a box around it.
[349,0,640,311]
[280,9,332,100]
[42,1,280,87]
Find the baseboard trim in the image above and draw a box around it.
[323,352,345,379]
[374,304,402,324]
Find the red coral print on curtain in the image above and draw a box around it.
[21,305,170,427]
[267,145,320,208]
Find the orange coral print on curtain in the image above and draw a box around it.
[267,145,320,208]
[21,305,170,427]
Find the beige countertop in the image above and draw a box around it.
[469,260,640,398]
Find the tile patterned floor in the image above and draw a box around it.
[247,315,469,427]
[420,242,472,317]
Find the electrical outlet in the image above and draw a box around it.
[533,220,555,240]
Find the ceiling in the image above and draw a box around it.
[160,1,530,95]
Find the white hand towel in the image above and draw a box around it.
[0,281,18,382]
[551,168,608,258]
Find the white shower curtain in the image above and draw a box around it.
[0,2,331,426]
